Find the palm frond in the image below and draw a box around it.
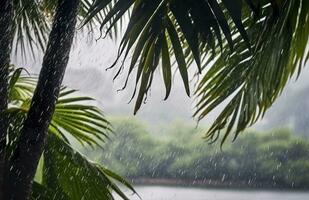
[8,67,113,147]
[9,67,35,102]
[35,134,135,200]
[12,0,50,57]
[195,0,309,144]
[85,0,308,144]
[12,0,120,56]
[52,87,113,147]
[84,0,258,114]
[7,68,134,199]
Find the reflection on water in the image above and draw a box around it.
[116,186,309,200]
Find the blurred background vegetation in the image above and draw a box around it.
[83,118,309,190]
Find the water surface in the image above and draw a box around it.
[116,186,309,200]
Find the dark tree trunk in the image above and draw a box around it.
[7,0,80,199]
[0,0,14,199]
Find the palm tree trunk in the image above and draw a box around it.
[0,1,14,199]
[7,0,80,199]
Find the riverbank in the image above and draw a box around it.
[129,178,309,190]
[87,120,309,190]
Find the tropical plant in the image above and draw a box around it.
[0,0,122,198]
[11,0,116,56]
[6,1,82,198]
[84,0,309,145]
[0,0,308,198]
[7,66,135,199]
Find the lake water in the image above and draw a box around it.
[116,186,309,200]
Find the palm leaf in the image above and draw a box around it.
[7,68,135,199]
[12,0,118,56]
[12,0,50,57]
[8,68,113,147]
[84,0,258,114]
[195,0,309,144]
[38,134,135,200]
[85,0,308,144]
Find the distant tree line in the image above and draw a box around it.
[86,118,309,189]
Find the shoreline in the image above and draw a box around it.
[128,178,309,191]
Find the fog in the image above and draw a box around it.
[13,31,309,136]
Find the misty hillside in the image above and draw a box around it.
[60,65,309,137]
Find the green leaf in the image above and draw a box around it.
[166,16,190,96]
[43,134,134,200]
[161,34,172,100]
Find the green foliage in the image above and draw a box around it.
[84,0,309,144]
[88,118,309,189]
[12,0,50,56]
[195,0,309,144]
[7,67,135,199]
[37,134,131,200]
[84,0,257,110]
[11,0,110,56]
[8,67,112,147]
